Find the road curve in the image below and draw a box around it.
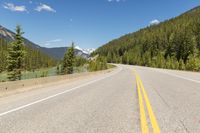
[0,65,199,133]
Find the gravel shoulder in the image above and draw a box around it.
[0,68,115,98]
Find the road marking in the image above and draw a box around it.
[137,75,160,133]
[134,70,160,133]
[136,75,149,133]
[0,67,122,117]
[153,69,200,84]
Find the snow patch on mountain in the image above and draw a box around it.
[75,46,95,55]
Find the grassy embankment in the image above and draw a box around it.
[0,66,88,82]
[0,64,115,82]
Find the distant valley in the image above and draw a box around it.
[0,25,94,59]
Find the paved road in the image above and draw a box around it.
[0,65,199,133]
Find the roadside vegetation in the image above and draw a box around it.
[0,26,56,81]
[0,25,110,82]
[94,7,200,72]
[88,56,108,72]
[0,29,55,74]
[57,44,108,74]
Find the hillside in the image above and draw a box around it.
[0,25,91,60]
[41,47,91,59]
[0,25,58,72]
[0,38,56,72]
[95,6,200,71]
[0,25,41,49]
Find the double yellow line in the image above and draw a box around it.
[134,70,160,133]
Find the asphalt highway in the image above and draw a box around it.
[0,64,199,133]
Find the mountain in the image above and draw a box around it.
[75,46,95,55]
[0,25,40,49]
[0,30,56,72]
[40,47,67,59]
[94,6,200,71]
[0,25,94,59]
[41,46,93,59]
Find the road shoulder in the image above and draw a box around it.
[0,68,116,98]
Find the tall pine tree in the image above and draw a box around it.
[7,25,25,81]
[61,43,75,74]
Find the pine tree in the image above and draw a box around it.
[156,52,165,68]
[74,56,87,67]
[0,39,8,73]
[178,59,185,70]
[7,25,25,81]
[193,22,200,51]
[88,56,107,71]
[56,64,60,75]
[61,51,67,74]
[186,55,200,71]
[122,51,128,64]
[61,43,75,74]
[94,7,200,71]
[165,56,171,69]
[107,52,112,63]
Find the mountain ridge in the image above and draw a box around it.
[0,25,93,59]
[95,5,200,71]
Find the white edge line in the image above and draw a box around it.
[0,67,122,117]
[153,69,200,84]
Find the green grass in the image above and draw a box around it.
[0,67,57,82]
[21,67,57,80]
[0,64,114,82]
[74,65,88,73]
[107,64,116,69]
[0,66,88,82]
[0,72,7,82]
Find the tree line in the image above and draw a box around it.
[0,25,56,80]
[57,43,108,75]
[0,25,109,81]
[94,6,200,71]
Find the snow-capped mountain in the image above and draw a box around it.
[41,46,95,60]
[0,25,95,60]
[75,46,95,55]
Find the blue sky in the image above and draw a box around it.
[0,0,200,48]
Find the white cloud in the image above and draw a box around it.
[150,19,160,25]
[35,3,56,13]
[3,3,27,12]
[44,43,51,46]
[44,39,62,46]
[45,39,62,43]
[108,0,125,2]
[29,1,33,4]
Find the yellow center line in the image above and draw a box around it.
[136,75,149,133]
[134,69,160,133]
[138,75,160,133]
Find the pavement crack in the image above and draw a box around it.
[180,120,190,133]
[151,86,170,108]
